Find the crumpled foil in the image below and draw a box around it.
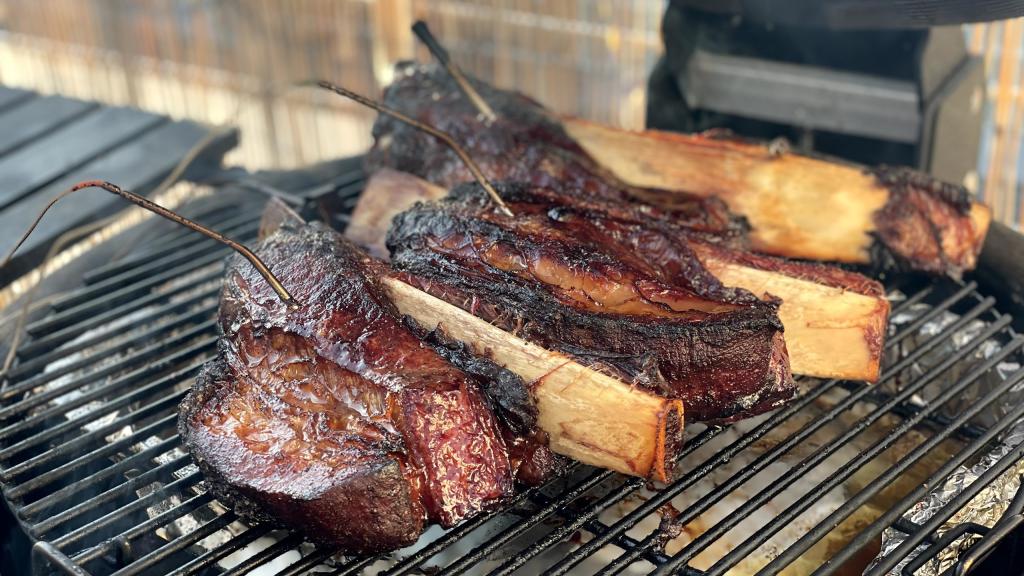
[871,423,1024,575]
[870,291,1024,575]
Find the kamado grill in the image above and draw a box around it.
[4,4,1024,576]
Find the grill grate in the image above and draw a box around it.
[3,167,1024,576]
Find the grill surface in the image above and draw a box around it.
[2,165,1024,576]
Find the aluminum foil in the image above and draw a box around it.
[871,291,1024,575]
[872,423,1024,575]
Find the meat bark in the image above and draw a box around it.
[180,221,514,553]
[366,62,746,243]
[387,183,795,422]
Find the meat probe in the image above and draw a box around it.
[308,80,515,218]
[411,20,498,124]
[1,180,299,308]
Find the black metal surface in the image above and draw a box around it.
[949,484,1024,575]
[652,8,985,183]
[2,164,1024,575]
[681,50,921,144]
[677,0,1024,29]
[0,85,237,287]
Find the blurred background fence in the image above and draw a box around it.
[0,0,660,169]
[0,1,1021,230]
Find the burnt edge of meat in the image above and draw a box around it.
[365,62,748,241]
[872,166,972,213]
[693,239,886,299]
[387,186,794,422]
[445,182,766,307]
[869,165,979,277]
[366,61,594,185]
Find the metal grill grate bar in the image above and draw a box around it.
[33,454,191,536]
[18,270,221,359]
[652,310,1011,574]
[325,556,376,576]
[527,491,676,569]
[168,525,273,576]
[2,364,199,487]
[582,519,672,566]
[757,365,1024,574]
[20,435,180,520]
[268,547,337,576]
[65,476,208,559]
[884,282,975,347]
[447,418,738,576]
[0,320,215,422]
[2,304,216,396]
[682,332,1024,575]
[446,469,617,575]
[546,287,995,575]
[105,511,239,576]
[6,409,181,503]
[29,252,228,336]
[82,209,263,285]
[382,463,585,576]
[217,534,305,576]
[50,226,255,314]
[0,342,212,462]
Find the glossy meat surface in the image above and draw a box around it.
[179,221,514,552]
[871,166,989,276]
[387,183,795,422]
[365,62,746,241]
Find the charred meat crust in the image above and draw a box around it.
[872,166,972,214]
[366,61,615,194]
[479,175,747,246]
[870,166,983,277]
[180,221,516,551]
[179,354,426,553]
[445,182,885,301]
[442,183,768,310]
[388,187,795,422]
[365,62,747,240]
[400,316,567,485]
[397,271,792,423]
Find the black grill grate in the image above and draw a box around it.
[3,168,1024,576]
